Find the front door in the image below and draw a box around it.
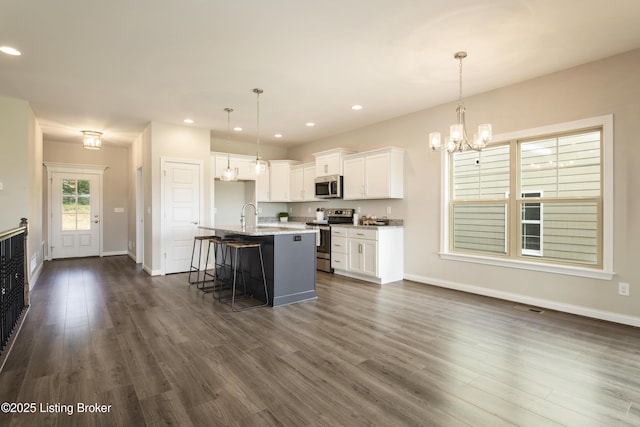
[163,160,202,274]
[51,173,101,259]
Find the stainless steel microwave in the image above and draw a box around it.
[314,175,343,199]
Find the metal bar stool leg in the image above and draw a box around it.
[218,241,269,312]
[189,236,213,284]
[197,239,216,292]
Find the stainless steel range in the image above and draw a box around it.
[307,208,354,273]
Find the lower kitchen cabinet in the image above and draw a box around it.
[331,226,403,284]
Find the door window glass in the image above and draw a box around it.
[61,179,91,231]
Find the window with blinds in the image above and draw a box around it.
[449,128,603,268]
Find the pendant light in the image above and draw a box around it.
[429,52,492,153]
[253,88,269,174]
[220,107,238,181]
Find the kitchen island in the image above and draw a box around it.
[199,225,317,307]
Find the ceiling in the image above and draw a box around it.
[1,0,639,148]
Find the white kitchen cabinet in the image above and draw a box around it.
[256,165,270,202]
[313,148,355,177]
[343,147,404,200]
[213,153,257,181]
[269,160,300,202]
[331,226,403,284]
[347,235,377,276]
[290,163,317,202]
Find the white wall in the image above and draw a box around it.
[288,49,640,325]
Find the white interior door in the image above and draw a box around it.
[51,173,101,259]
[163,160,201,274]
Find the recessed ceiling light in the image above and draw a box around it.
[233,127,242,132]
[0,46,21,56]
[274,134,283,138]
[351,104,363,110]
[306,122,315,127]
[183,118,194,124]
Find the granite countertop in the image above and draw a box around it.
[199,224,317,236]
[331,224,404,230]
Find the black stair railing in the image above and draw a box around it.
[0,218,28,357]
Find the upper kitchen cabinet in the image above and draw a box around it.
[290,163,317,202]
[313,148,355,177]
[256,165,270,202]
[343,147,404,200]
[212,152,257,181]
[269,160,300,202]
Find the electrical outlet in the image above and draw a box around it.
[619,282,630,296]
[386,206,391,215]
[357,206,361,213]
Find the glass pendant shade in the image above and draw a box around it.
[478,123,492,141]
[428,132,442,151]
[255,159,268,175]
[450,124,463,143]
[221,164,237,181]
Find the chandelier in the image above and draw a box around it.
[82,130,102,150]
[429,52,492,153]
[220,107,238,181]
[253,88,269,174]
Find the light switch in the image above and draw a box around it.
[0,182,3,190]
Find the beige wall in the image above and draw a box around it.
[143,122,211,274]
[43,140,129,255]
[0,96,44,286]
[0,97,30,230]
[211,136,288,160]
[127,133,143,261]
[287,49,640,324]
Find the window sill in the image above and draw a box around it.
[439,252,614,280]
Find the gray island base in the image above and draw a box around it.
[201,226,317,307]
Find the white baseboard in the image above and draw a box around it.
[102,250,128,257]
[29,261,43,290]
[403,273,640,328]
[143,265,161,276]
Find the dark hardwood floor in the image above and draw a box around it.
[0,255,638,426]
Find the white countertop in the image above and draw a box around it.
[199,224,317,236]
[330,224,404,230]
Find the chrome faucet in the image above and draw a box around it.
[241,202,258,228]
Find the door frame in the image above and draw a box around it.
[44,162,107,261]
[136,166,144,263]
[160,157,204,275]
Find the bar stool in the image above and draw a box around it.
[200,236,235,294]
[220,240,269,311]
[188,235,216,285]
